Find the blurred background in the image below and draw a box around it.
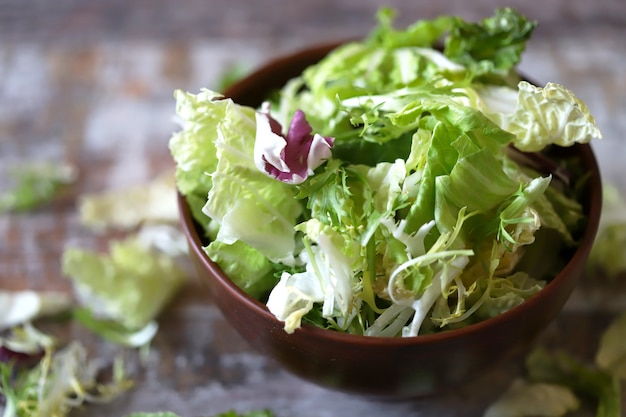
[0,1,625,416]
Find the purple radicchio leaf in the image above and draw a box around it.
[254,102,334,184]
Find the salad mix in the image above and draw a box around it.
[170,8,602,337]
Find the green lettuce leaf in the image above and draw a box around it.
[0,340,132,417]
[444,8,536,81]
[595,311,626,380]
[588,184,626,277]
[526,348,621,417]
[62,231,187,332]
[0,162,76,213]
[483,379,579,417]
[169,89,223,198]
[205,240,277,299]
[478,81,602,152]
[79,171,179,232]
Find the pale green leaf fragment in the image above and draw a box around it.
[484,379,580,417]
[596,311,626,379]
[588,183,626,277]
[79,171,179,232]
[62,230,187,332]
[481,81,602,152]
[0,162,77,213]
[0,338,132,417]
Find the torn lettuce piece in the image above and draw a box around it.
[73,308,159,348]
[0,162,76,213]
[254,102,334,184]
[205,240,277,299]
[0,290,72,331]
[169,89,224,199]
[483,378,580,417]
[444,8,536,81]
[436,272,545,327]
[595,311,626,379]
[0,340,132,417]
[79,171,179,232]
[386,208,474,337]
[588,183,626,277]
[191,94,303,265]
[267,219,360,334]
[477,81,602,152]
[526,348,621,417]
[62,228,187,333]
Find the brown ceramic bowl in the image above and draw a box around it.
[177,42,602,399]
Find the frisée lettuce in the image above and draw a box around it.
[170,8,601,336]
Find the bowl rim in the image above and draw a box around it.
[177,41,603,347]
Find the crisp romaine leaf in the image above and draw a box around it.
[62,230,187,333]
[191,94,302,265]
[169,89,224,198]
[205,240,277,299]
[483,378,579,417]
[480,81,602,152]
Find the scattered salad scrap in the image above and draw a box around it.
[0,172,190,416]
[485,311,626,417]
[0,162,76,213]
[62,172,190,347]
[170,8,602,336]
[588,183,626,278]
[62,226,187,346]
[0,324,133,417]
[78,171,180,232]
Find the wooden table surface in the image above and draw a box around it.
[1,1,625,416]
